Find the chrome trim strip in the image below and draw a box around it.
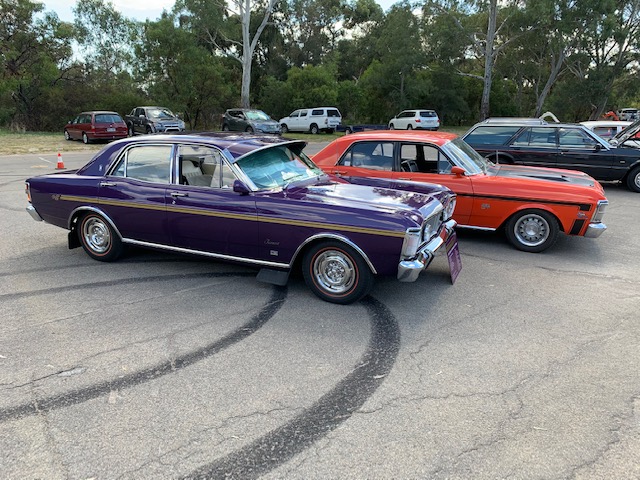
[26,205,43,222]
[456,224,496,232]
[289,233,378,274]
[122,238,290,269]
[67,206,124,240]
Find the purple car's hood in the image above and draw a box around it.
[285,178,444,215]
[490,164,596,187]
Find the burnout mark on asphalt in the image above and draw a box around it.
[0,285,287,423]
[0,271,255,300]
[183,295,401,480]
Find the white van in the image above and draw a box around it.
[279,107,342,134]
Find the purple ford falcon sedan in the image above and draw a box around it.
[25,133,458,304]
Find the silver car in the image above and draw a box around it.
[389,110,440,130]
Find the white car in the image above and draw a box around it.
[279,107,342,134]
[580,120,631,140]
[617,108,639,121]
[388,110,440,130]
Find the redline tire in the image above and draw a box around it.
[302,241,373,304]
[78,213,123,262]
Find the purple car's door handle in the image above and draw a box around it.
[170,192,188,197]
[100,181,117,187]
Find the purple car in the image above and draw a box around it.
[25,133,458,304]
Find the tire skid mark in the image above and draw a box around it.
[0,287,287,423]
[184,295,400,480]
[0,257,228,278]
[0,271,256,301]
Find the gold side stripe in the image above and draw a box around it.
[60,195,406,238]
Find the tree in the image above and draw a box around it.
[73,0,137,76]
[176,0,277,108]
[0,0,77,129]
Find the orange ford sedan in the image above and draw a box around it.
[313,131,608,252]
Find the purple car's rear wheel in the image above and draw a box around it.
[302,241,373,304]
[78,213,123,262]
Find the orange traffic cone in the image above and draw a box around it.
[56,152,65,170]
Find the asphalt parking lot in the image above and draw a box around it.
[1,147,639,479]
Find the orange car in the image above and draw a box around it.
[313,131,608,252]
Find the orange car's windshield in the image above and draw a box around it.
[444,138,492,174]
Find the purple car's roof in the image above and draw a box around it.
[79,132,306,175]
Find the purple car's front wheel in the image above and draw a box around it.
[302,241,373,304]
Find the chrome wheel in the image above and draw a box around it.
[64,130,71,141]
[627,167,640,192]
[83,216,111,254]
[313,249,356,294]
[513,213,550,247]
[82,132,89,144]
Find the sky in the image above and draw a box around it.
[41,0,398,23]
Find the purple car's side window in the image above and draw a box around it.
[111,145,173,184]
[177,145,237,189]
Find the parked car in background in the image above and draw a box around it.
[25,133,458,304]
[64,111,128,144]
[617,108,639,121]
[125,106,186,135]
[580,120,631,140]
[279,107,342,134]
[221,109,281,134]
[313,131,608,253]
[463,118,640,192]
[388,110,440,131]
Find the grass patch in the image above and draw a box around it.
[0,130,101,155]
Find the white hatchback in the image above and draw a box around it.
[389,110,440,130]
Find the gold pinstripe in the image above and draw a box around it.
[60,195,407,238]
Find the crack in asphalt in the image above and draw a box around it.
[0,286,287,422]
[182,294,400,480]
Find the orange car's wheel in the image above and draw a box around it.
[302,241,373,304]
[505,209,559,253]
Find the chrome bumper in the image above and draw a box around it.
[584,222,607,238]
[398,219,457,282]
[26,205,43,222]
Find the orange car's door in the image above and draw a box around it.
[394,142,473,225]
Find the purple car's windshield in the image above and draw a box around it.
[236,145,324,190]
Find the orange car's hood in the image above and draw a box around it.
[490,164,597,188]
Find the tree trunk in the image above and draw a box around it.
[480,0,497,121]
[240,0,251,108]
[534,50,565,117]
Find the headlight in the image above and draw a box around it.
[401,228,421,258]
[444,195,457,220]
[421,214,441,242]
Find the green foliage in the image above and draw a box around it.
[2,0,640,131]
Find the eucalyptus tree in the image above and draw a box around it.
[73,0,137,76]
[566,0,640,118]
[0,0,76,130]
[278,0,346,67]
[422,0,528,120]
[134,13,236,129]
[175,0,277,108]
